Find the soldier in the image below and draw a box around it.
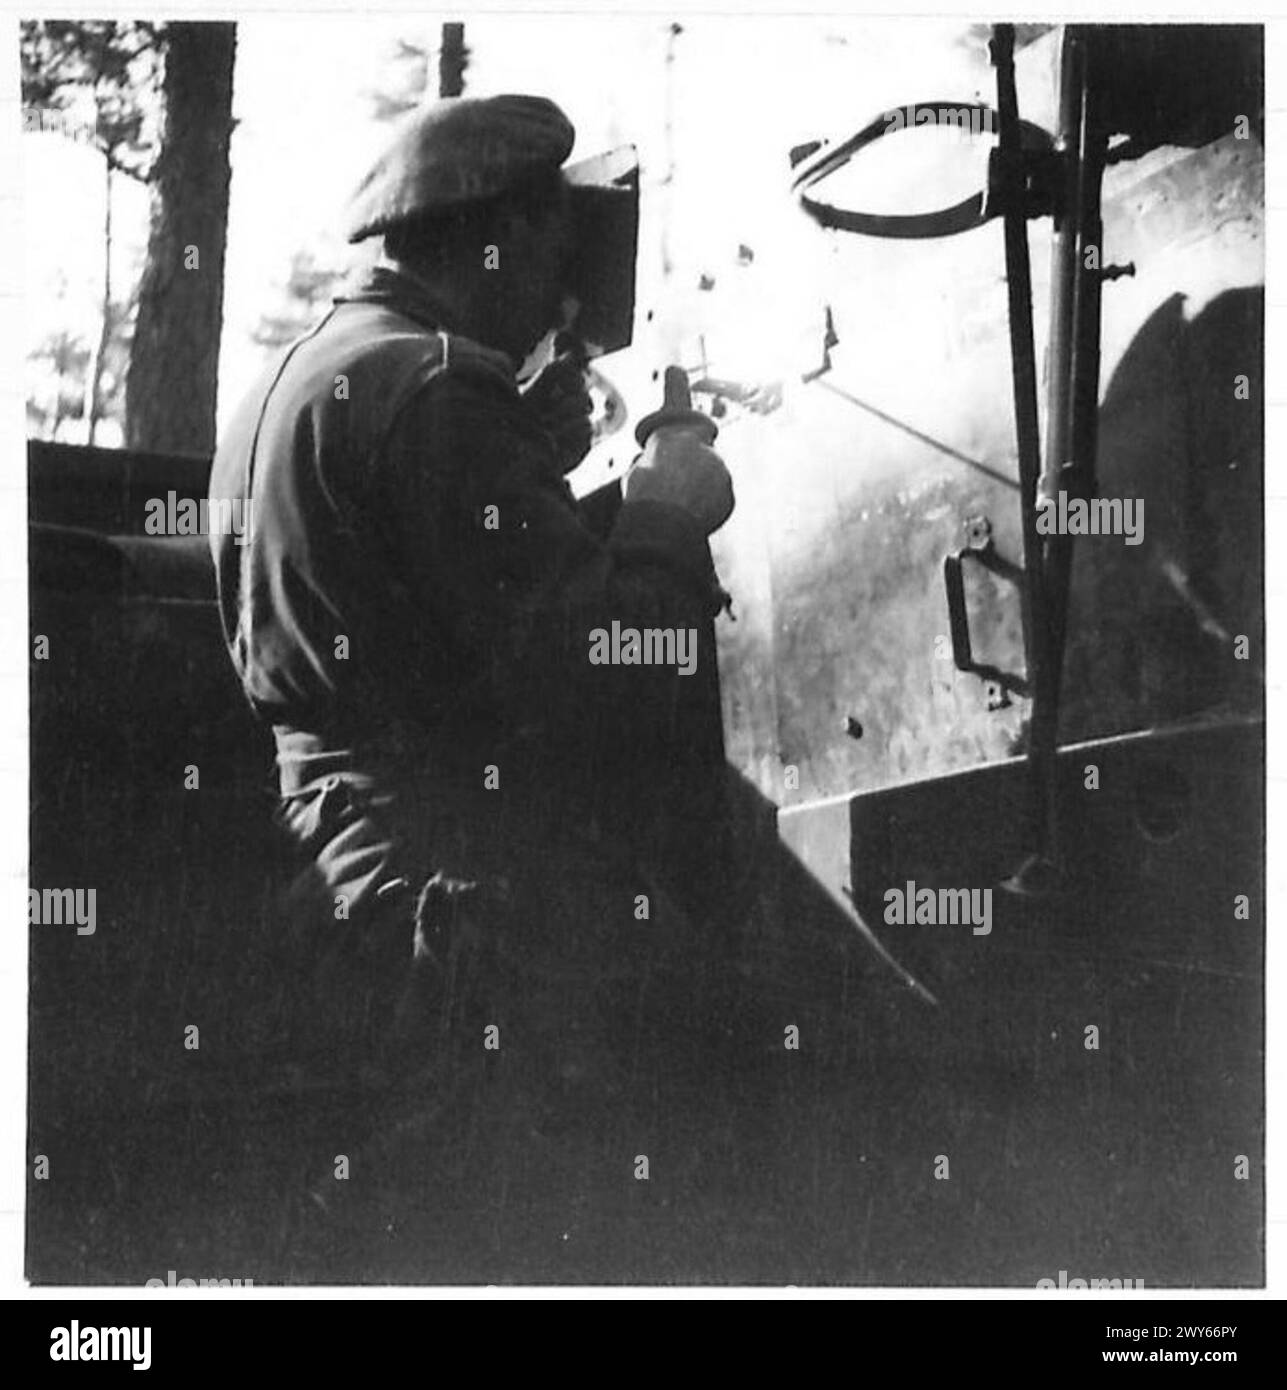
[208,95,734,1087]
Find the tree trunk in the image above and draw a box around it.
[125,21,236,456]
[83,156,112,445]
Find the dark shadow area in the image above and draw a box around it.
[1094,25,1263,155]
[843,718,1263,1286]
[1061,286,1264,745]
[25,455,914,1284]
[26,439,1262,1285]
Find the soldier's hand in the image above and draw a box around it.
[624,423,735,535]
[521,350,594,474]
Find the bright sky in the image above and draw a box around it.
[23,16,986,449]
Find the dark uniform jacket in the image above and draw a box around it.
[209,265,725,929]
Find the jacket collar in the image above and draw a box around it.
[335,262,521,375]
[333,261,457,330]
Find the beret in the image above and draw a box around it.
[345,94,576,243]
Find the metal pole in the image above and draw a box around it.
[1005,25,1108,891]
[990,23,1048,796]
[439,22,466,98]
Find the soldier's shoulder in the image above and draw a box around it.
[323,304,517,400]
[431,331,519,395]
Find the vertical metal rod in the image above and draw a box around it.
[1027,26,1107,871]
[991,24,1047,751]
[1043,28,1106,698]
[991,22,1068,890]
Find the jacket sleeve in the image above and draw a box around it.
[371,359,725,786]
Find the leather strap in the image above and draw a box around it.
[792,101,1052,240]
